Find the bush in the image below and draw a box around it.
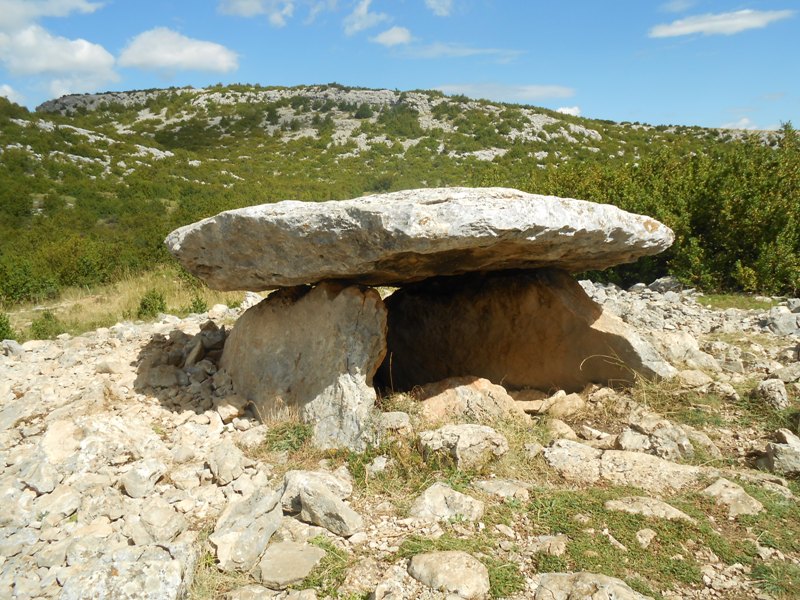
[0,312,16,340]
[137,289,167,319]
[188,295,208,314]
[354,103,373,119]
[29,311,66,340]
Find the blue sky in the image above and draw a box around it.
[0,0,797,129]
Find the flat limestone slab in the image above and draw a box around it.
[166,187,674,290]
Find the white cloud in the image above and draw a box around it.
[0,25,117,88]
[407,42,522,63]
[371,26,411,46]
[649,9,795,37]
[119,28,239,73]
[425,0,453,17]
[0,83,24,104]
[0,0,102,32]
[437,83,575,103]
[218,0,295,26]
[720,116,758,130]
[343,0,389,36]
[307,0,338,23]
[660,0,694,13]
[557,106,581,117]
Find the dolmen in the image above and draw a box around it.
[166,187,676,451]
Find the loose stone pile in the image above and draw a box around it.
[1,280,798,598]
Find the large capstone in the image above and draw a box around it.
[378,269,675,393]
[166,187,674,290]
[220,282,387,451]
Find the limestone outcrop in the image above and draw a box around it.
[166,187,674,290]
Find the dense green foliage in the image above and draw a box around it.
[136,289,167,319]
[0,312,15,340]
[1,85,797,307]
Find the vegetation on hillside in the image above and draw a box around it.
[1,85,797,309]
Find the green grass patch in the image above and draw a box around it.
[751,562,800,598]
[299,536,353,597]
[263,421,313,453]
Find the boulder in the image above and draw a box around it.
[409,482,484,522]
[604,496,696,523]
[298,480,363,537]
[380,270,675,392]
[166,187,675,290]
[418,424,509,470]
[702,478,763,519]
[415,376,527,424]
[258,541,326,590]
[220,283,386,451]
[534,572,653,600]
[408,551,490,599]
[753,379,789,410]
[209,488,283,572]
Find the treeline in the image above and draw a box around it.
[1,90,797,306]
[523,123,799,294]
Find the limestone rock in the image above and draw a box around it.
[604,496,696,523]
[418,424,509,470]
[380,270,675,393]
[258,541,326,590]
[416,376,527,424]
[281,468,353,513]
[220,283,386,451]
[702,478,763,518]
[208,439,247,486]
[473,479,530,501]
[409,482,484,522]
[166,187,675,290]
[758,429,800,476]
[298,479,363,537]
[539,390,586,418]
[209,487,283,572]
[535,572,653,599]
[60,559,187,600]
[408,551,490,599]
[529,535,569,557]
[120,458,167,498]
[544,439,702,493]
[753,379,789,410]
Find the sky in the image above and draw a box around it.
[0,0,797,129]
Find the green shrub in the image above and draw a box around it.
[354,103,373,119]
[187,295,208,314]
[29,311,66,339]
[0,312,16,340]
[137,289,167,319]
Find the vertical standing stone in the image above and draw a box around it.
[220,282,387,451]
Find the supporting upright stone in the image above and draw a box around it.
[220,282,387,450]
[379,269,675,393]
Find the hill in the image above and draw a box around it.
[0,83,798,309]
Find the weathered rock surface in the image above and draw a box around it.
[415,376,527,423]
[380,269,676,392]
[544,439,703,493]
[281,468,353,513]
[298,479,363,537]
[166,187,674,290]
[209,487,283,572]
[408,551,490,599]
[702,478,763,519]
[220,283,386,450]
[758,429,800,476]
[604,496,696,523]
[258,541,326,590]
[534,572,653,599]
[753,378,789,410]
[409,482,485,522]
[418,423,509,470]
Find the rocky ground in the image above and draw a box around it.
[1,280,799,600]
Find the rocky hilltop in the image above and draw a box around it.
[2,279,798,599]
